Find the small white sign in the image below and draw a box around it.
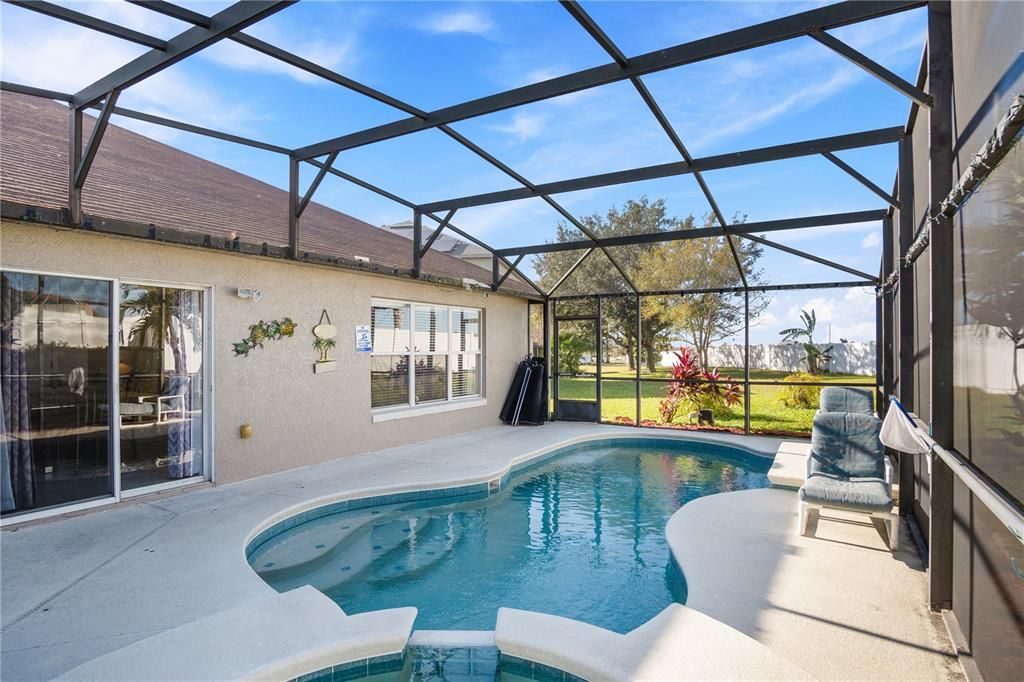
[355,324,372,353]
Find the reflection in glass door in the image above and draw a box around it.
[118,284,205,490]
[1,272,113,515]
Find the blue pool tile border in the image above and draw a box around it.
[246,482,491,558]
[247,435,769,559]
[499,653,587,681]
[409,644,499,678]
[288,649,590,682]
[289,651,405,682]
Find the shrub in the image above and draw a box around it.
[557,332,588,376]
[779,372,822,408]
[659,346,742,424]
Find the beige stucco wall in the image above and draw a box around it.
[0,220,528,484]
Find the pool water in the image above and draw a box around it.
[249,440,769,633]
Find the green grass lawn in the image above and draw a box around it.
[557,364,875,436]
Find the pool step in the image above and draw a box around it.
[255,494,504,596]
[260,515,417,591]
[250,514,378,579]
[270,513,457,594]
[362,515,463,583]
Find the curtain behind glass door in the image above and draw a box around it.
[119,284,204,489]
[1,272,113,516]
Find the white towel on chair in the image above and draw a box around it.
[880,405,930,454]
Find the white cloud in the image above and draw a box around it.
[652,9,925,155]
[495,82,676,183]
[787,297,838,326]
[832,11,927,65]
[455,198,557,239]
[0,19,144,93]
[778,287,876,343]
[749,309,779,330]
[507,67,600,108]
[201,37,357,85]
[1,1,364,95]
[45,0,183,38]
[523,67,564,84]
[491,112,546,143]
[687,66,860,150]
[125,70,260,136]
[0,8,260,141]
[419,10,495,36]
[861,231,881,248]
[199,11,366,86]
[767,220,876,243]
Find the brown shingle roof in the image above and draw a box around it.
[0,92,527,292]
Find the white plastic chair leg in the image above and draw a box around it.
[800,503,817,537]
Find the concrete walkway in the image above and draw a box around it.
[1,423,779,681]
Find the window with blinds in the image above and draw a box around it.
[370,299,483,410]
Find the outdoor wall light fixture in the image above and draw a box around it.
[237,287,263,302]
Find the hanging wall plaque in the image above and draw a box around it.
[313,309,338,373]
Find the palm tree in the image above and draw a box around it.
[121,287,202,361]
[779,309,817,345]
[779,309,831,373]
[120,285,204,408]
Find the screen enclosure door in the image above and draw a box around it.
[554,315,599,422]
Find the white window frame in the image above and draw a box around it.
[370,297,484,422]
[0,268,214,526]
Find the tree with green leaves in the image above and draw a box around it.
[535,197,767,372]
[534,197,684,371]
[557,332,589,376]
[635,218,767,369]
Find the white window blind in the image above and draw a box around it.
[370,299,482,410]
[370,302,411,407]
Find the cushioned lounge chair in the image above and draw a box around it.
[818,385,875,415]
[799,410,898,550]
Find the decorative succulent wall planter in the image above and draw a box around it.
[312,309,338,373]
[232,318,297,357]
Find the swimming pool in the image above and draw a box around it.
[247,438,769,633]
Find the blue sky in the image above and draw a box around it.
[0,1,927,344]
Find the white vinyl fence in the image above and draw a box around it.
[660,342,877,376]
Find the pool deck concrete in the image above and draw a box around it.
[1,423,960,680]
[669,489,963,680]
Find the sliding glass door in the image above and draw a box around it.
[1,272,113,515]
[118,283,205,489]
[1,271,210,520]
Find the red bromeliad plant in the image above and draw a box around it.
[658,347,743,424]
